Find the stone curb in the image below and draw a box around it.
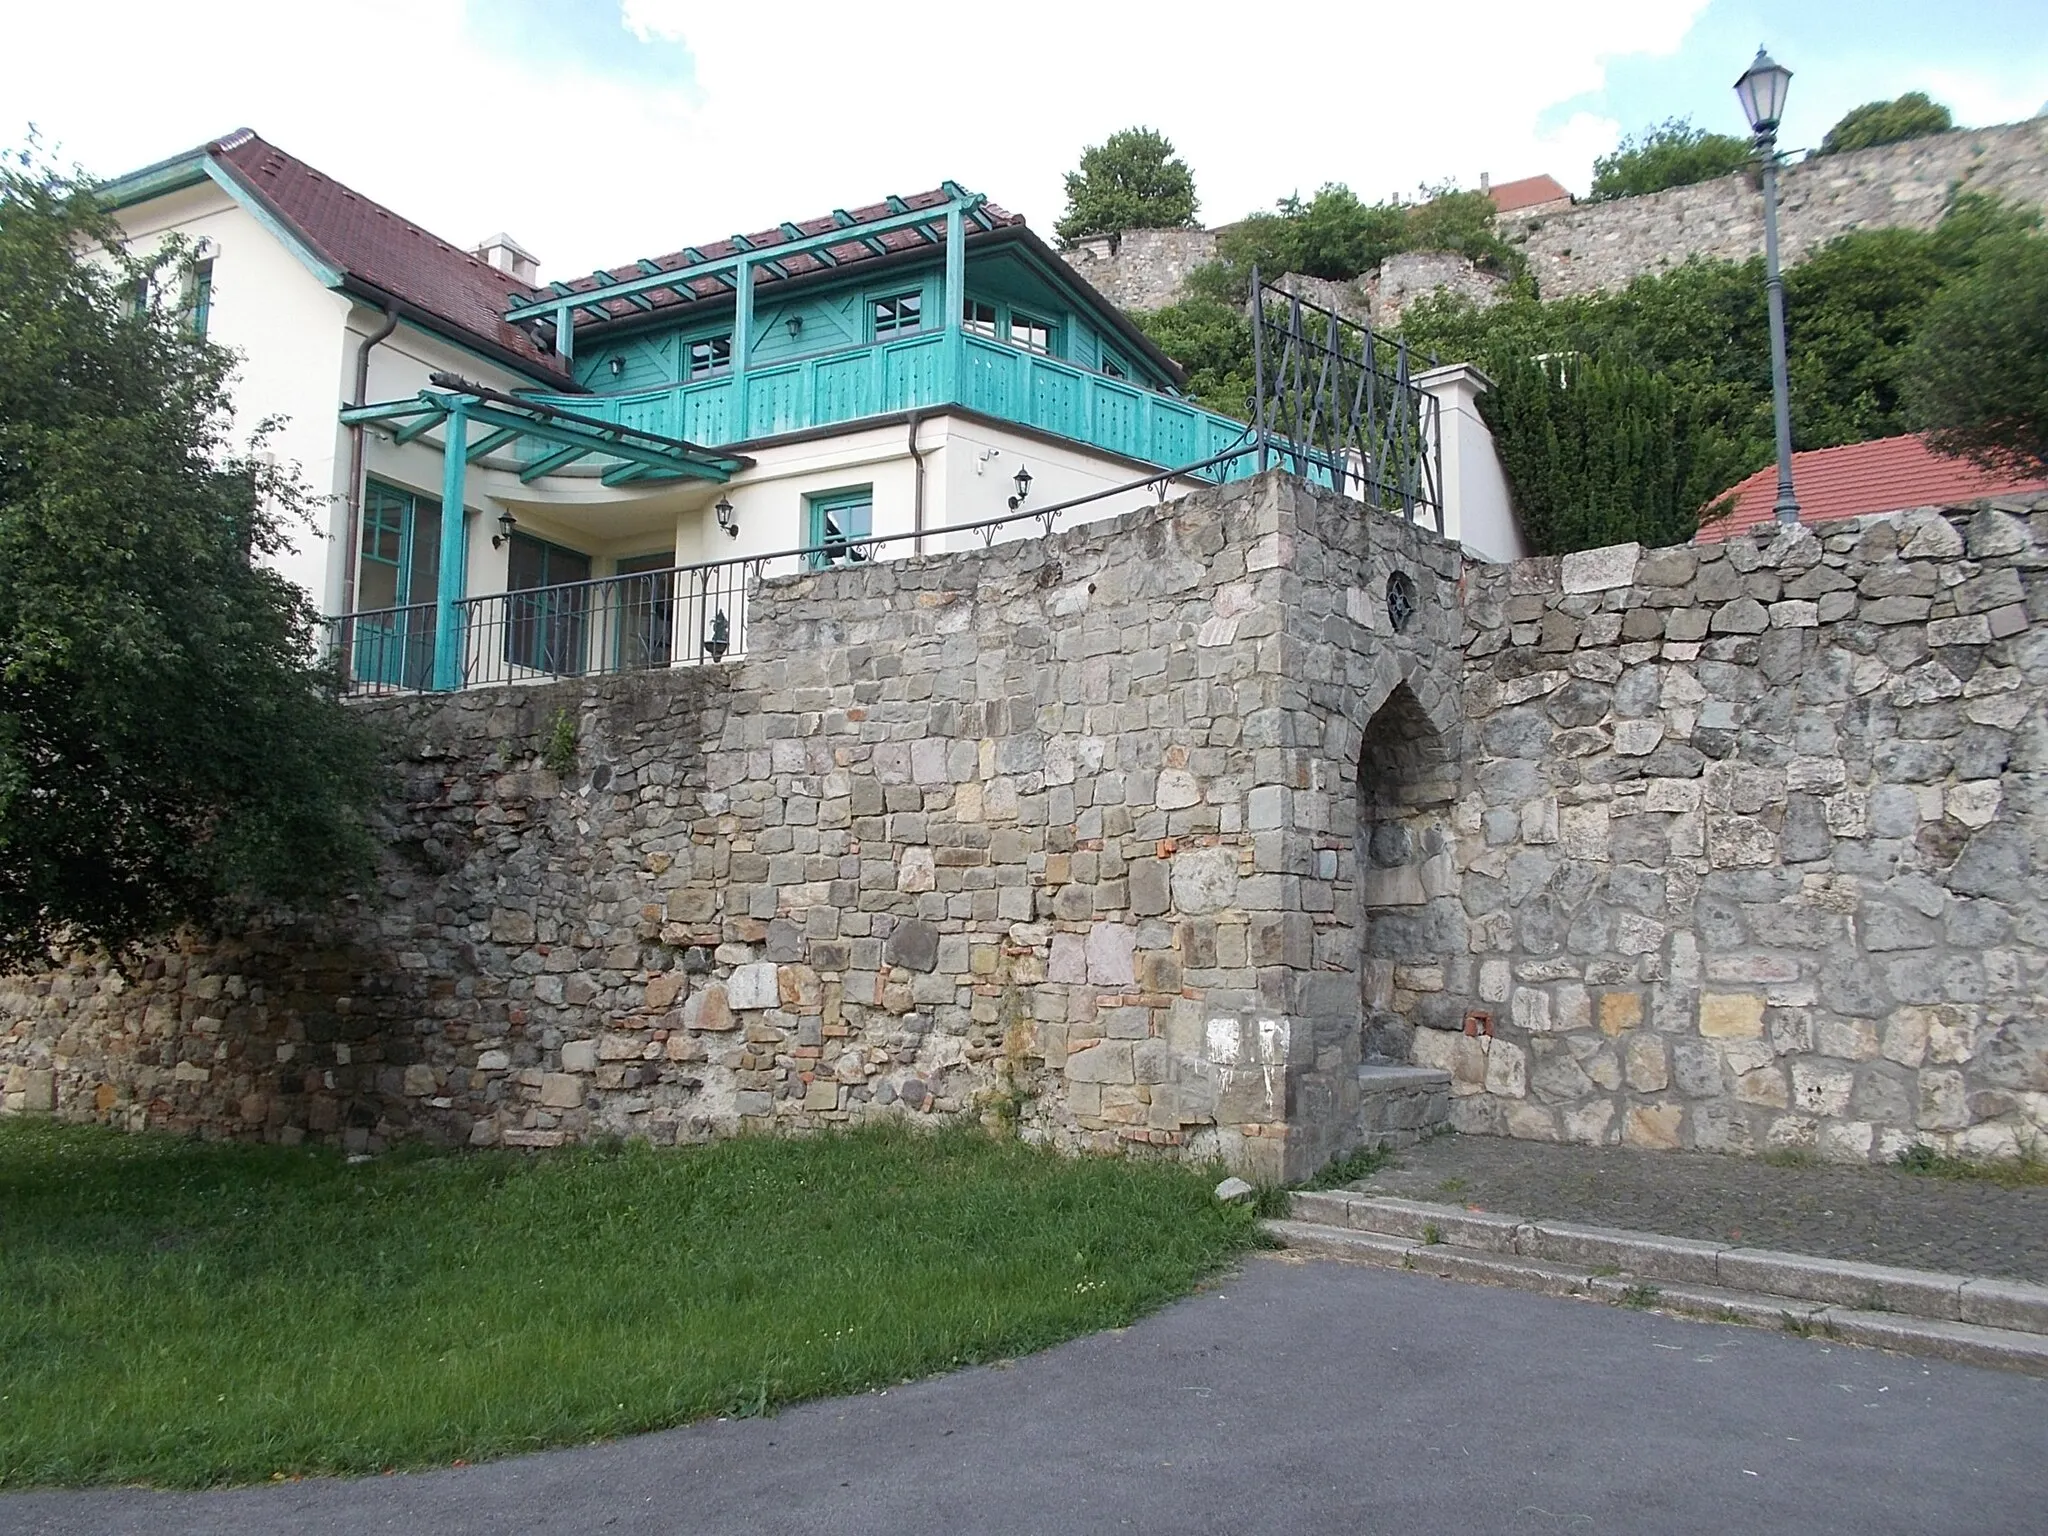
[1287,1191,2048,1335]
[1264,1201,2048,1379]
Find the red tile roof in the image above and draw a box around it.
[556,189,1025,325]
[1488,174,1571,214]
[1698,434,2048,541]
[203,130,573,384]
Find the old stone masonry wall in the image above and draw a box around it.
[0,474,1466,1182]
[1441,497,2048,1162]
[5,477,2045,1171]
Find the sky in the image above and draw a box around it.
[6,0,2045,279]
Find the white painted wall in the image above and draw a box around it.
[1416,363,1527,562]
[112,183,355,605]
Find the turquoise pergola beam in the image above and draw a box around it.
[464,426,522,462]
[503,190,988,330]
[518,442,595,482]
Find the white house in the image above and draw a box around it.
[99,130,1524,693]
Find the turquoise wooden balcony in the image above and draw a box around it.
[507,332,1259,482]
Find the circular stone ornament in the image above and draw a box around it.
[1386,570,1418,633]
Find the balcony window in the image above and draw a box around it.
[353,479,440,690]
[806,486,873,570]
[872,293,922,337]
[505,532,593,675]
[964,299,997,338]
[688,334,732,379]
[1009,313,1053,356]
[1099,348,1129,380]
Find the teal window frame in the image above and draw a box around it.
[1099,346,1129,380]
[1008,311,1054,357]
[505,532,594,676]
[354,478,442,689]
[805,486,874,570]
[182,259,213,337]
[871,292,923,338]
[687,333,732,379]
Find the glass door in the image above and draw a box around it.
[354,480,441,689]
[505,533,593,675]
[613,552,676,671]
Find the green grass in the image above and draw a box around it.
[1298,1140,1395,1191]
[0,1120,1260,1490]
[1894,1142,2048,1187]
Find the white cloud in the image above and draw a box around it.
[6,0,1711,278]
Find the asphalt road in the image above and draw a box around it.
[7,1254,2043,1535]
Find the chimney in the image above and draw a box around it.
[472,232,541,285]
[1479,171,1491,195]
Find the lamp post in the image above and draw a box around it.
[1736,46,1800,525]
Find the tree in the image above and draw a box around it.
[1904,228,2048,476]
[1589,119,1753,201]
[1819,92,1953,156]
[1131,297,1255,418]
[1476,353,1748,553]
[1054,128,1198,246]
[0,150,381,969]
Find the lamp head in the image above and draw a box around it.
[1735,47,1792,136]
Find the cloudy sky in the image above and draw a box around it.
[8,0,2045,279]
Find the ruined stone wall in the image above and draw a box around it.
[1511,117,2048,300]
[1440,497,2048,1161]
[1060,229,1219,312]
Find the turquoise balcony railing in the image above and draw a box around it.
[508,333,1261,481]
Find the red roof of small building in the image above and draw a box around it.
[1698,434,2048,541]
[1487,174,1571,214]
[205,130,573,384]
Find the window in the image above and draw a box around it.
[613,552,675,671]
[1009,313,1053,356]
[963,299,997,338]
[505,533,594,675]
[127,276,151,316]
[181,260,213,337]
[353,480,442,690]
[872,293,922,337]
[688,334,732,379]
[1099,348,1129,380]
[806,487,874,570]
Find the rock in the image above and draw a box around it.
[727,963,780,1010]
[1214,1177,1256,1204]
[884,918,941,973]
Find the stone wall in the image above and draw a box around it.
[1507,117,2048,300]
[1059,118,2047,318]
[6,478,2045,1171]
[0,475,1468,1182]
[1060,229,1219,313]
[1440,498,2048,1161]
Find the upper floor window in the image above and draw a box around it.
[688,334,733,379]
[180,260,213,337]
[872,293,922,337]
[963,299,997,338]
[1009,313,1053,356]
[1099,348,1129,380]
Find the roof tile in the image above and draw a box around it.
[1699,434,2047,541]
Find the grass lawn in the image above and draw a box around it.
[0,1120,1262,1490]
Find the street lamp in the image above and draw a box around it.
[1736,46,1801,525]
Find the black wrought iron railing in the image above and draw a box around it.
[321,439,1258,697]
[1249,270,1443,531]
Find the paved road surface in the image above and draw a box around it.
[6,1254,2041,1535]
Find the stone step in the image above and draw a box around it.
[1264,1214,2048,1377]
[1292,1191,2048,1334]
[1356,1064,1450,1147]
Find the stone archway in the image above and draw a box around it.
[1355,682,1463,1065]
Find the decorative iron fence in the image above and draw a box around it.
[321,438,1254,697]
[1249,270,1443,531]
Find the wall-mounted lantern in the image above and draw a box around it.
[492,510,518,549]
[705,609,731,662]
[786,315,803,338]
[715,496,739,538]
[1007,465,1032,510]
[608,356,625,377]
